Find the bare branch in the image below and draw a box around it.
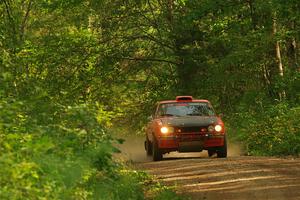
[3,0,17,36]
[122,34,174,50]
[109,56,179,65]
[20,0,32,41]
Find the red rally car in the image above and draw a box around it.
[145,96,227,161]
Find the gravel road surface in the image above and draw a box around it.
[117,135,300,199]
[138,155,300,200]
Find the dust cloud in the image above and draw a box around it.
[228,141,245,157]
[114,135,245,163]
[114,135,152,163]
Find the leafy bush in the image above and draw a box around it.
[228,103,300,156]
[0,94,145,200]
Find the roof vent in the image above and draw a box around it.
[176,96,193,101]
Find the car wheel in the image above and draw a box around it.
[217,136,227,158]
[145,138,152,156]
[208,150,215,157]
[152,139,162,161]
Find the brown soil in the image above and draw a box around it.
[138,156,300,200]
[116,136,300,200]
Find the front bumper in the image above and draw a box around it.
[157,133,225,151]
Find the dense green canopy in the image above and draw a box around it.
[0,0,299,199]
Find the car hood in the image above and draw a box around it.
[160,116,218,127]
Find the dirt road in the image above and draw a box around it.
[138,155,300,200]
[117,136,300,200]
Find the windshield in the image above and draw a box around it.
[157,102,215,117]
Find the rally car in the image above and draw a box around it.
[145,96,227,161]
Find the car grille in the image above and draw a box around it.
[175,126,207,133]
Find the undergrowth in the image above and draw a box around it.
[227,102,300,156]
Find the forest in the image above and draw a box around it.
[0,0,299,199]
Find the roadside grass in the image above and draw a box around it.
[138,171,183,200]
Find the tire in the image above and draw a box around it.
[217,136,227,158]
[152,139,162,161]
[208,150,215,157]
[145,138,152,156]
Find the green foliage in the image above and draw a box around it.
[139,172,183,200]
[1,0,300,199]
[0,93,145,199]
[248,104,300,156]
[228,103,300,156]
[93,169,145,200]
[154,190,182,200]
[152,186,183,200]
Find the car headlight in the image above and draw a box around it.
[214,125,222,132]
[160,126,174,134]
[208,125,223,132]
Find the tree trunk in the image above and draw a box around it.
[287,21,298,71]
[272,15,286,100]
